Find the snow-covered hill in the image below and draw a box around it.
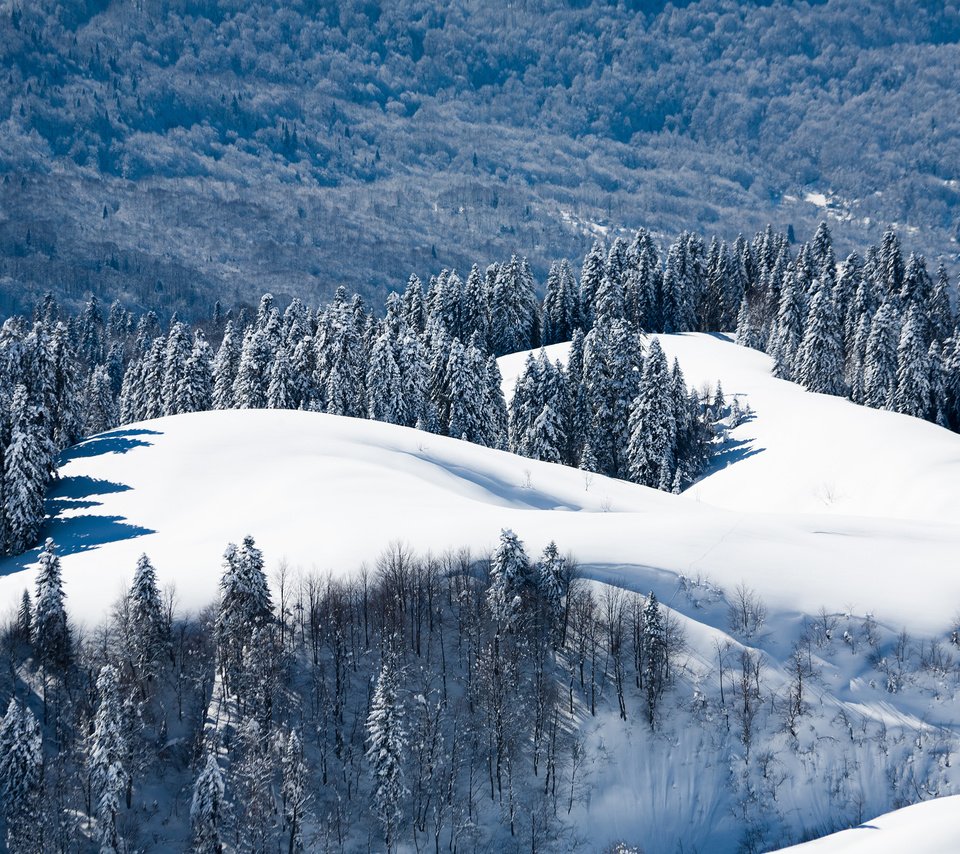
[499,332,960,523]
[2,331,959,635]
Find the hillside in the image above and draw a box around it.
[2,1,959,317]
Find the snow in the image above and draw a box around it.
[499,333,960,523]
[775,795,960,852]
[805,191,829,207]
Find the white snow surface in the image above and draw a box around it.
[1,332,959,638]
[776,795,960,852]
[499,332,960,523]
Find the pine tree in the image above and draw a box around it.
[191,753,226,854]
[796,285,845,396]
[894,306,931,419]
[397,331,430,429]
[5,385,51,554]
[484,354,510,451]
[84,365,118,435]
[128,554,168,683]
[161,322,192,415]
[445,339,487,444]
[32,538,70,670]
[15,588,32,643]
[281,729,309,854]
[931,264,955,344]
[367,654,407,852]
[401,275,427,334]
[233,327,273,409]
[542,259,579,345]
[579,241,605,331]
[847,311,872,405]
[642,593,667,725]
[462,264,491,347]
[90,664,130,854]
[142,336,167,420]
[0,699,44,854]
[864,302,901,410]
[627,339,675,489]
[177,330,213,413]
[367,330,404,424]
[49,322,84,448]
[536,541,566,643]
[266,344,295,410]
[212,321,240,409]
[769,269,804,380]
[526,403,564,464]
[486,528,533,630]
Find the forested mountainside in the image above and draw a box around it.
[2,0,959,318]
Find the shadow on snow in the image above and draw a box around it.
[60,427,162,462]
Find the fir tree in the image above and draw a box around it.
[161,322,192,415]
[212,321,240,410]
[366,653,407,852]
[90,664,130,854]
[864,302,901,410]
[627,339,676,489]
[191,753,226,854]
[796,285,846,396]
[894,306,931,419]
[15,588,32,643]
[769,270,804,380]
[266,344,295,410]
[32,538,70,670]
[367,331,404,424]
[85,364,118,435]
[128,554,168,683]
[536,541,566,643]
[281,729,309,854]
[177,330,214,413]
[486,528,533,630]
[0,699,44,854]
[5,385,51,554]
[578,241,605,331]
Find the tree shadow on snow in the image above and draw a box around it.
[0,433,161,578]
[60,427,161,462]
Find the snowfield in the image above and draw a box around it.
[2,332,960,852]
[2,331,959,633]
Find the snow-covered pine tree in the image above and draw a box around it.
[84,364,118,435]
[526,403,564,464]
[118,356,145,425]
[281,729,309,853]
[642,592,668,725]
[445,339,487,444]
[769,269,804,380]
[931,263,956,345]
[578,241,605,332]
[847,311,872,405]
[5,385,51,555]
[462,264,491,348]
[627,339,676,489]
[49,322,84,448]
[0,699,44,854]
[191,753,226,854]
[90,663,130,854]
[490,256,538,356]
[879,230,905,295]
[161,322,191,415]
[367,330,404,425]
[142,336,167,420]
[593,265,626,328]
[128,554,169,683]
[233,327,273,409]
[893,305,931,419]
[397,330,429,429]
[536,541,566,643]
[366,653,407,852]
[541,259,579,345]
[486,528,533,630]
[15,588,32,643]
[796,283,846,396]
[177,330,213,414]
[32,538,70,670]
[401,274,427,334]
[212,320,240,410]
[864,302,901,410]
[266,343,295,410]
[484,354,510,451]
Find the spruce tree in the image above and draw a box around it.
[33,538,70,670]
[191,753,226,854]
[128,554,168,683]
[161,322,192,415]
[212,321,240,410]
[90,664,130,854]
[578,241,605,331]
[627,339,676,489]
[0,699,44,854]
[796,285,845,396]
[177,330,214,414]
[894,306,931,419]
[864,302,901,410]
[5,385,51,554]
[484,354,510,451]
[281,729,309,853]
[367,331,404,425]
[366,654,407,852]
[486,528,533,630]
[769,269,804,380]
[84,365,118,435]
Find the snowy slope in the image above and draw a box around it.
[775,795,960,853]
[498,333,960,523]
[0,405,958,637]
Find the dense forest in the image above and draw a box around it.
[2,0,959,317]
[0,218,956,559]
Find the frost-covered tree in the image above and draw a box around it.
[769,269,804,380]
[490,255,538,355]
[462,264,491,347]
[281,729,309,853]
[894,306,931,419]
[0,699,44,854]
[367,330,404,424]
[233,327,273,409]
[85,364,118,435]
[484,354,510,450]
[90,664,130,854]
[578,241,605,331]
[161,322,192,415]
[864,302,901,410]
[128,554,168,682]
[627,339,675,488]
[212,320,240,409]
[177,330,213,413]
[536,541,566,643]
[796,285,845,396]
[486,528,533,630]
[266,344,295,410]
[542,259,579,345]
[33,538,70,670]
[191,753,226,854]
[5,385,52,554]
[367,654,407,852]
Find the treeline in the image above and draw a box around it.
[0,531,683,852]
[0,249,727,556]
